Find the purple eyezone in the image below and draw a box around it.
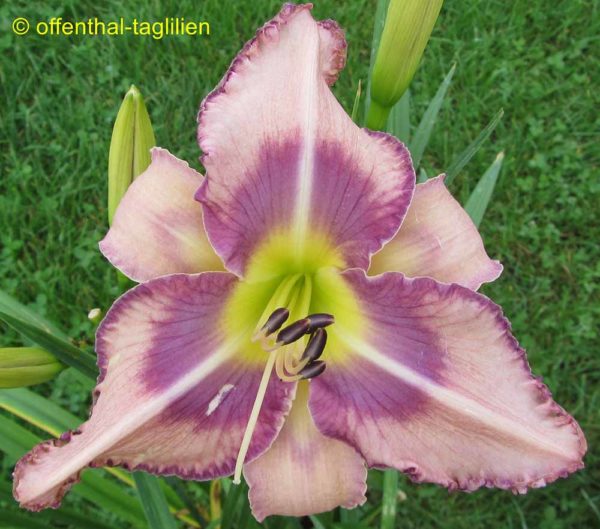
[276,319,311,345]
[306,313,335,332]
[299,360,327,380]
[261,307,290,336]
[301,328,327,362]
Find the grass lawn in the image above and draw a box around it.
[1,0,598,527]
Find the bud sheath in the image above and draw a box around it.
[108,85,156,225]
[368,0,444,130]
[0,347,63,388]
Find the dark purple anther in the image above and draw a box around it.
[299,360,326,380]
[301,328,327,362]
[276,318,311,345]
[261,307,290,336]
[306,313,334,332]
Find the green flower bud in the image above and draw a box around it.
[0,347,64,388]
[108,85,156,225]
[368,0,444,130]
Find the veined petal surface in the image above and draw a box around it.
[244,382,366,521]
[100,148,223,282]
[14,273,293,510]
[196,4,414,276]
[309,270,586,492]
[370,175,502,289]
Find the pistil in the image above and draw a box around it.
[232,275,334,485]
[233,350,277,484]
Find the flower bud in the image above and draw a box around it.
[108,85,156,225]
[367,0,444,130]
[0,347,63,388]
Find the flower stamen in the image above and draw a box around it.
[251,274,301,342]
[298,360,327,379]
[275,319,311,346]
[233,276,333,484]
[233,350,277,484]
[306,313,335,332]
[301,328,327,362]
[255,307,289,339]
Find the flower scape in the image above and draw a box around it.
[13,3,586,521]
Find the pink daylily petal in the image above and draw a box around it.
[196,4,414,276]
[370,175,502,289]
[309,270,586,492]
[244,382,366,521]
[99,148,223,282]
[13,273,294,510]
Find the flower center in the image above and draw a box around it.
[232,273,334,484]
[223,232,365,483]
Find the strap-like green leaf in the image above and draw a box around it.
[0,479,116,529]
[0,388,197,527]
[445,109,504,186]
[134,472,179,529]
[0,415,146,527]
[0,387,80,433]
[464,152,505,227]
[409,63,456,169]
[386,90,411,144]
[0,290,68,340]
[0,311,97,379]
[309,515,328,529]
[380,469,399,529]
[351,80,363,124]
[0,510,49,529]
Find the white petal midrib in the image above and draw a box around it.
[292,30,320,255]
[339,334,573,459]
[23,339,240,504]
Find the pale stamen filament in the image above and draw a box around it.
[233,274,321,485]
[275,350,303,382]
[251,274,301,341]
[284,342,307,374]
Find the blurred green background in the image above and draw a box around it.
[0,0,598,527]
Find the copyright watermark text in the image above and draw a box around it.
[12,17,210,39]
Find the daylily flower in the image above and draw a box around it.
[13,4,586,521]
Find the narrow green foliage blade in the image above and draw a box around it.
[133,472,179,529]
[166,476,207,526]
[0,387,80,433]
[386,89,411,144]
[221,480,246,529]
[464,152,505,227]
[0,290,68,340]
[409,63,456,169]
[0,415,146,527]
[0,478,115,529]
[0,511,49,529]
[0,414,39,460]
[309,515,328,529]
[0,311,97,379]
[351,80,363,124]
[380,469,399,529]
[445,109,504,185]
